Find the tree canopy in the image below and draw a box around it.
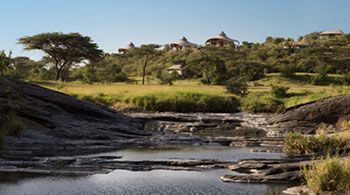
[18,32,103,80]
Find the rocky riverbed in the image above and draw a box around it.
[1,77,350,194]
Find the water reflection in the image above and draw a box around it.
[0,146,288,195]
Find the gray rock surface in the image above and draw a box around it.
[0,76,150,156]
[267,95,350,134]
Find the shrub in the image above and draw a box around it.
[302,156,350,193]
[270,85,289,98]
[157,71,178,85]
[280,66,296,78]
[230,63,265,81]
[336,118,350,131]
[225,78,248,97]
[284,132,317,156]
[311,74,328,85]
[241,93,285,113]
[283,132,350,157]
[342,72,350,85]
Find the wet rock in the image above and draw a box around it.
[282,186,316,195]
[268,95,350,134]
[221,170,302,183]
[222,158,312,184]
[232,127,266,137]
[0,156,233,175]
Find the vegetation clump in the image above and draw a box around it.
[302,156,350,193]
[270,85,289,98]
[241,93,285,113]
[283,131,350,157]
[225,78,248,97]
[130,92,239,113]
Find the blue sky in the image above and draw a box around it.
[1,0,349,60]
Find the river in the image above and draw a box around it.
[0,146,291,195]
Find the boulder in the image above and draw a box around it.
[268,95,350,134]
[0,76,151,156]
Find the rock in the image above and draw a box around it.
[268,95,350,134]
[282,186,316,195]
[232,127,266,137]
[223,158,312,183]
[0,76,151,156]
[0,156,233,175]
[221,171,302,183]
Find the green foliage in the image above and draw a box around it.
[241,93,285,113]
[18,32,103,80]
[342,72,350,85]
[280,65,296,78]
[76,92,239,113]
[283,132,350,157]
[0,50,12,76]
[302,156,350,193]
[225,78,248,97]
[270,85,289,98]
[130,92,239,113]
[229,63,265,81]
[157,71,178,85]
[311,65,331,85]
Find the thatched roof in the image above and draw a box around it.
[170,37,196,48]
[294,38,309,46]
[320,29,344,36]
[118,42,135,53]
[168,64,183,70]
[206,31,238,44]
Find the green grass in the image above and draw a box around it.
[303,156,350,193]
[35,73,350,112]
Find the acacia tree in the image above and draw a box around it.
[128,44,161,85]
[18,32,103,80]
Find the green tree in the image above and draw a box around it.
[0,51,12,76]
[18,32,103,81]
[128,44,161,85]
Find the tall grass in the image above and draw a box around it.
[283,131,350,157]
[74,92,239,113]
[36,73,350,112]
[302,156,350,193]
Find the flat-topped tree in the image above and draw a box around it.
[18,32,103,80]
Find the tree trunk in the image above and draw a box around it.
[55,68,61,80]
[141,59,148,85]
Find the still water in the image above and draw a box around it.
[0,146,290,195]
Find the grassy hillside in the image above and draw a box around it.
[36,73,350,112]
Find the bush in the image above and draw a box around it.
[229,63,265,81]
[225,78,248,97]
[302,156,350,193]
[241,93,285,113]
[342,72,350,85]
[157,71,178,85]
[270,85,289,98]
[311,73,328,85]
[280,66,296,78]
[283,132,350,157]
